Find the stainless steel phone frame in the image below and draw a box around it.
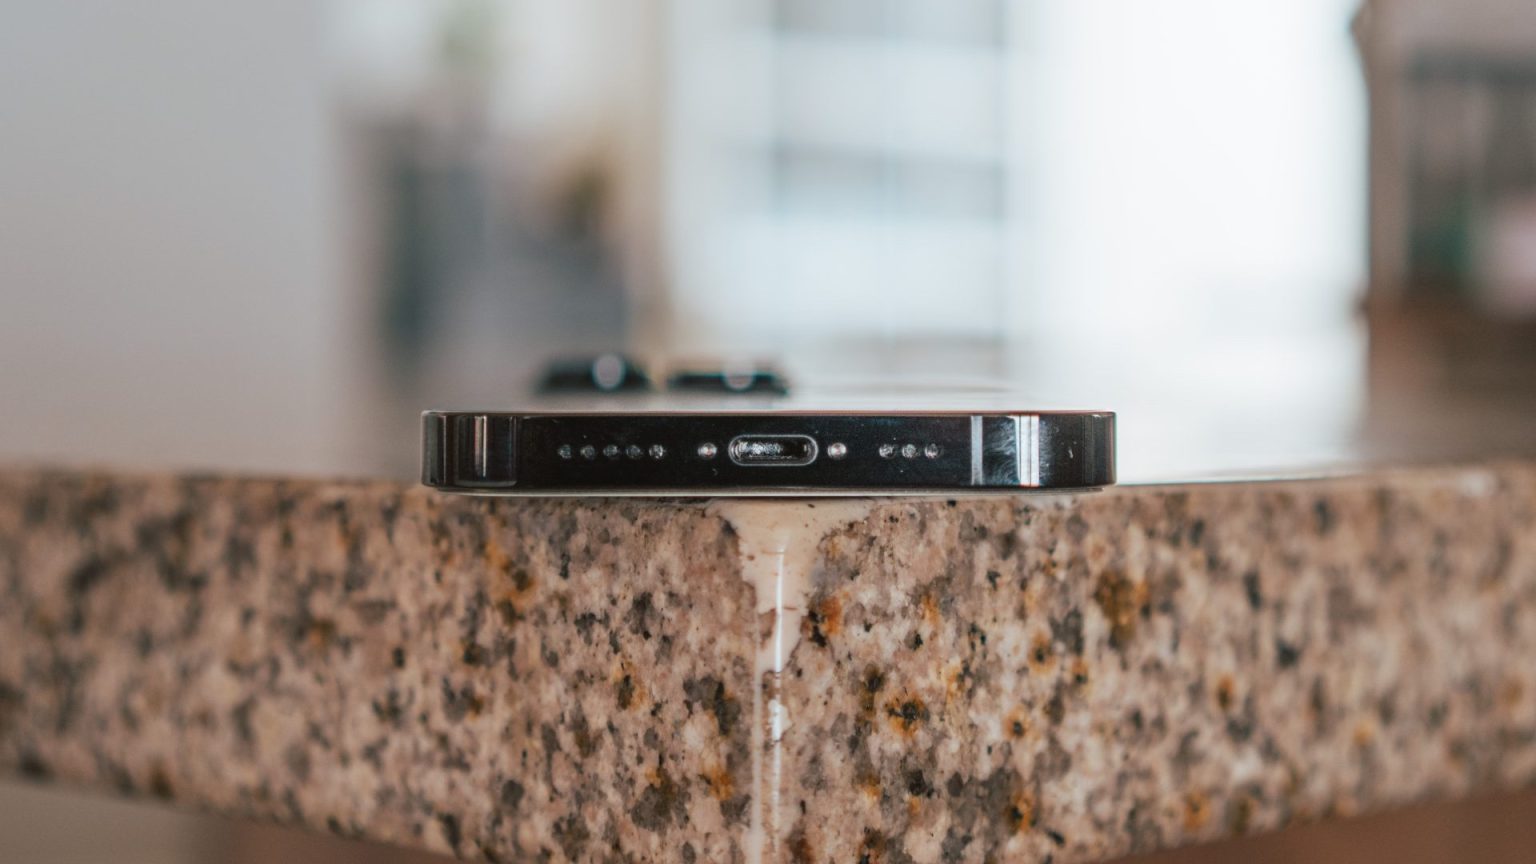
[422,410,1114,496]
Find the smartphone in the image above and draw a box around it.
[421,408,1114,495]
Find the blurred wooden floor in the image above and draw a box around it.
[3,781,1533,863]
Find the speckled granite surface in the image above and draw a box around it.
[1,466,1535,863]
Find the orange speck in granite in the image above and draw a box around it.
[1070,658,1091,688]
[1229,795,1254,836]
[1215,675,1235,712]
[885,693,929,738]
[858,666,886,720]
[1500,678,1524,710]
[703,763,734,800]
[857,771,881,801]
[941,660,969,707]
[612,658,646,711]
[484,539,537,598]
[1183,791,1210,832]
[1030,633,1054,671]
[804,593,843,646]
[483,538,508,572]
[1007,791,1037,834]
[1353,720,1377,747]
[919,590,941,626]
[305,617,337,652]
[1093,568,1148,648]
[1005,707,1030,740]
[787,829,815,864]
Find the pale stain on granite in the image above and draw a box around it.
[710,500,874,864]
[2,466,1536,863]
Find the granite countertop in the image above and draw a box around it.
[2,465,1535,863]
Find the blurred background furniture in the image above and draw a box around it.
[1358,0,1536,460]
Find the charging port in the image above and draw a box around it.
[728,434,818,467]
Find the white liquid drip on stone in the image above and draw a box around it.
[710,500,872,864]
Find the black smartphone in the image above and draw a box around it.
[421,409,1113,495]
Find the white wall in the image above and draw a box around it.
[1018,0,1369,477]
[0,2,347,475]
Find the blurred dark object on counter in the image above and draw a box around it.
[533,356,793,396]
[666,363,790,395]
[537,354,652,394]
